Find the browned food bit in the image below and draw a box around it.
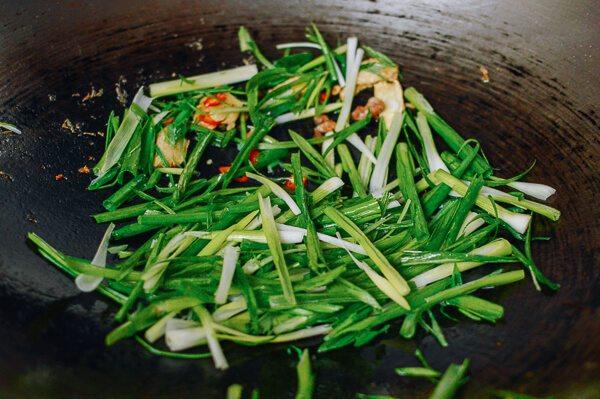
[115,75,128,105]
[61,118,77,133]
[54,173,65,181]
[352,97,385,121]
[0,171,13,181]
[78,165,91,174]
[313,116,335,138]
[351,105,369,121]
[82,86,104,102]
[479,65,490,83]
[313,114,331,125]
[365,97,385,118]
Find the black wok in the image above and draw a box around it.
[0,1,598,398]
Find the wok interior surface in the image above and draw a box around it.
[0,1,598,398]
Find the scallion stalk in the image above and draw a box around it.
[259,193,296,305]
[149,65,258,98]
[434,170,532,233]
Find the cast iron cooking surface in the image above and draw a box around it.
[0,1,598,398]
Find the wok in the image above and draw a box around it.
[0,1,598,398]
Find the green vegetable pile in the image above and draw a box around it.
[29,24,560,387]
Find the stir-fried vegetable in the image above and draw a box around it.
[28,25,560,386]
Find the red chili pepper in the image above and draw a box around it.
[249,149,260,165]
[284,176,308,192]
[162,117,174,127]
[218,165,248,183]
[203,97,221,107]
[215,92,228,102]
[196,113,220,129]
[284,179,296,191]
[319,91,328,103]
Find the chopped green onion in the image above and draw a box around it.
[396,366,441,379]
[92,88,153,182]
[259,193,296,305]
[215,244,240,304]
[434,170,532,234]
[275,102,342,125]
[75,223,115,292]
[504,181,556,201]
[411,238,512,288]
[295,349,314,399]
[194,305,228,370]
[247,172,301,215]
[0,121,21,134]
[416,111,449,173]
[370,111,403,196]
[428,359,470,399]
[324,206,411,297]
[149,65,258,97]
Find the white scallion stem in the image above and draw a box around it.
[227,229,305,244]
[149,65,258,98]
[321,131,335,168]
[479,185,560,221]
[458,211,486,237]
[335,49,363,131]
[213,299,247,322]
[273,316,309,334]
[196,306,228,370]
[246,172,301,215]
[242,258,260,275]
[151,110,169,126]
[132,86,153,110]
[271,325,331,343]
[165,327,207,352]
[386,200,402,209]
[358,135,376,187]
[411,238,512,288]
[333,47,376,163]
[144,310,176,343]
[245,205,281,230]
[167,318,199,332]
[434,170,531,233]
[75,223,115,292]
[416,111,449,173]
[107,244,128,254]
[91,88,152,181]
[214,245,240,304]
[338,233,410,309]
[346,134,377,163]
[333,57,346,87]
[0,121,21,134]
[312,177,344,202]
[506,181,556,201]
[276,42,322,50]
[346,37,358,78]
[157,167,183,175]
[370,111,404,196]
[274,102,342,125]
[277,224,366,254]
